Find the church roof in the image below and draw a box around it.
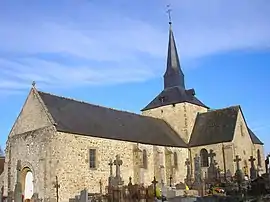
[189,106,263,147]
[142,86,208,111]
[38,91,187,148]
[142,22,207,111]
[248,128,264,145]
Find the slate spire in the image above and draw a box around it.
[163,22,185,89]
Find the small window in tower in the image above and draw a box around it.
[159,96,166,103]
[172,103,175,107]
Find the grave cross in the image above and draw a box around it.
[208,149,216,165]
[108,159,113,177]
[234,155,242,170]
[249,156,256,167]
[152,176,158,198]
[114,155,123,178]
[249,156,257,179]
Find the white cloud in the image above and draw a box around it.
[0,0,269,95]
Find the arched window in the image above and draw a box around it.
[200,149,209,167]
[257,149,262,167]
[143,149,147,169]
[173,152,178,168]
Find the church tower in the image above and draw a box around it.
[141,21,208,144]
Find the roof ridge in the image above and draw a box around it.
[202,105,240,114]
[37,90,152,118]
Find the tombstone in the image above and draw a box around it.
[113,155,124,186]
[234,155,243,191]
[207,150,218,182]
[14,160,22,202]
[193,154,202,190]
[185,158,192,187]
[79,189,88,202]
[108,159,113,185]
[249,156,257,180]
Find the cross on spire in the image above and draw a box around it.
[166,4,172,24]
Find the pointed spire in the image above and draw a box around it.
[163,17,185,89]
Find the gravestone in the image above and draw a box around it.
[249,156,257,180]
[193,154,202,191]
[14,160,22,202]
[108,159,113,185]
[79,189,88,202]
[109,155,124,187]
[234,155,243,192]
[185,158,192,187]
[207,150,218,182]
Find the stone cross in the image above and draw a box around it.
[208,149,216,165]
[249,156,257,180]
[114,155,123,179]
[108,159,113,177]
[234,155,242,171]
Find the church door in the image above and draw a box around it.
[24,170,34,200]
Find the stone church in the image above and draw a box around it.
[1,23,265,202]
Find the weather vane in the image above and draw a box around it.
[166,4,172,24]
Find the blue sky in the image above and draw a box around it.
[0,0,270,154]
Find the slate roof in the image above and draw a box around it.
[142,86,208,111]
[38,91,187,148]
[248,128,264,145]
[189,106,263,147]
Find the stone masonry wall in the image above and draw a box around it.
[9,88,52,137]
[254,144,266,173]
[190,142,234,179]
[232,110,260,175]
[142,102,208,143]
[3,126,56,201]
[50,132,188,202]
